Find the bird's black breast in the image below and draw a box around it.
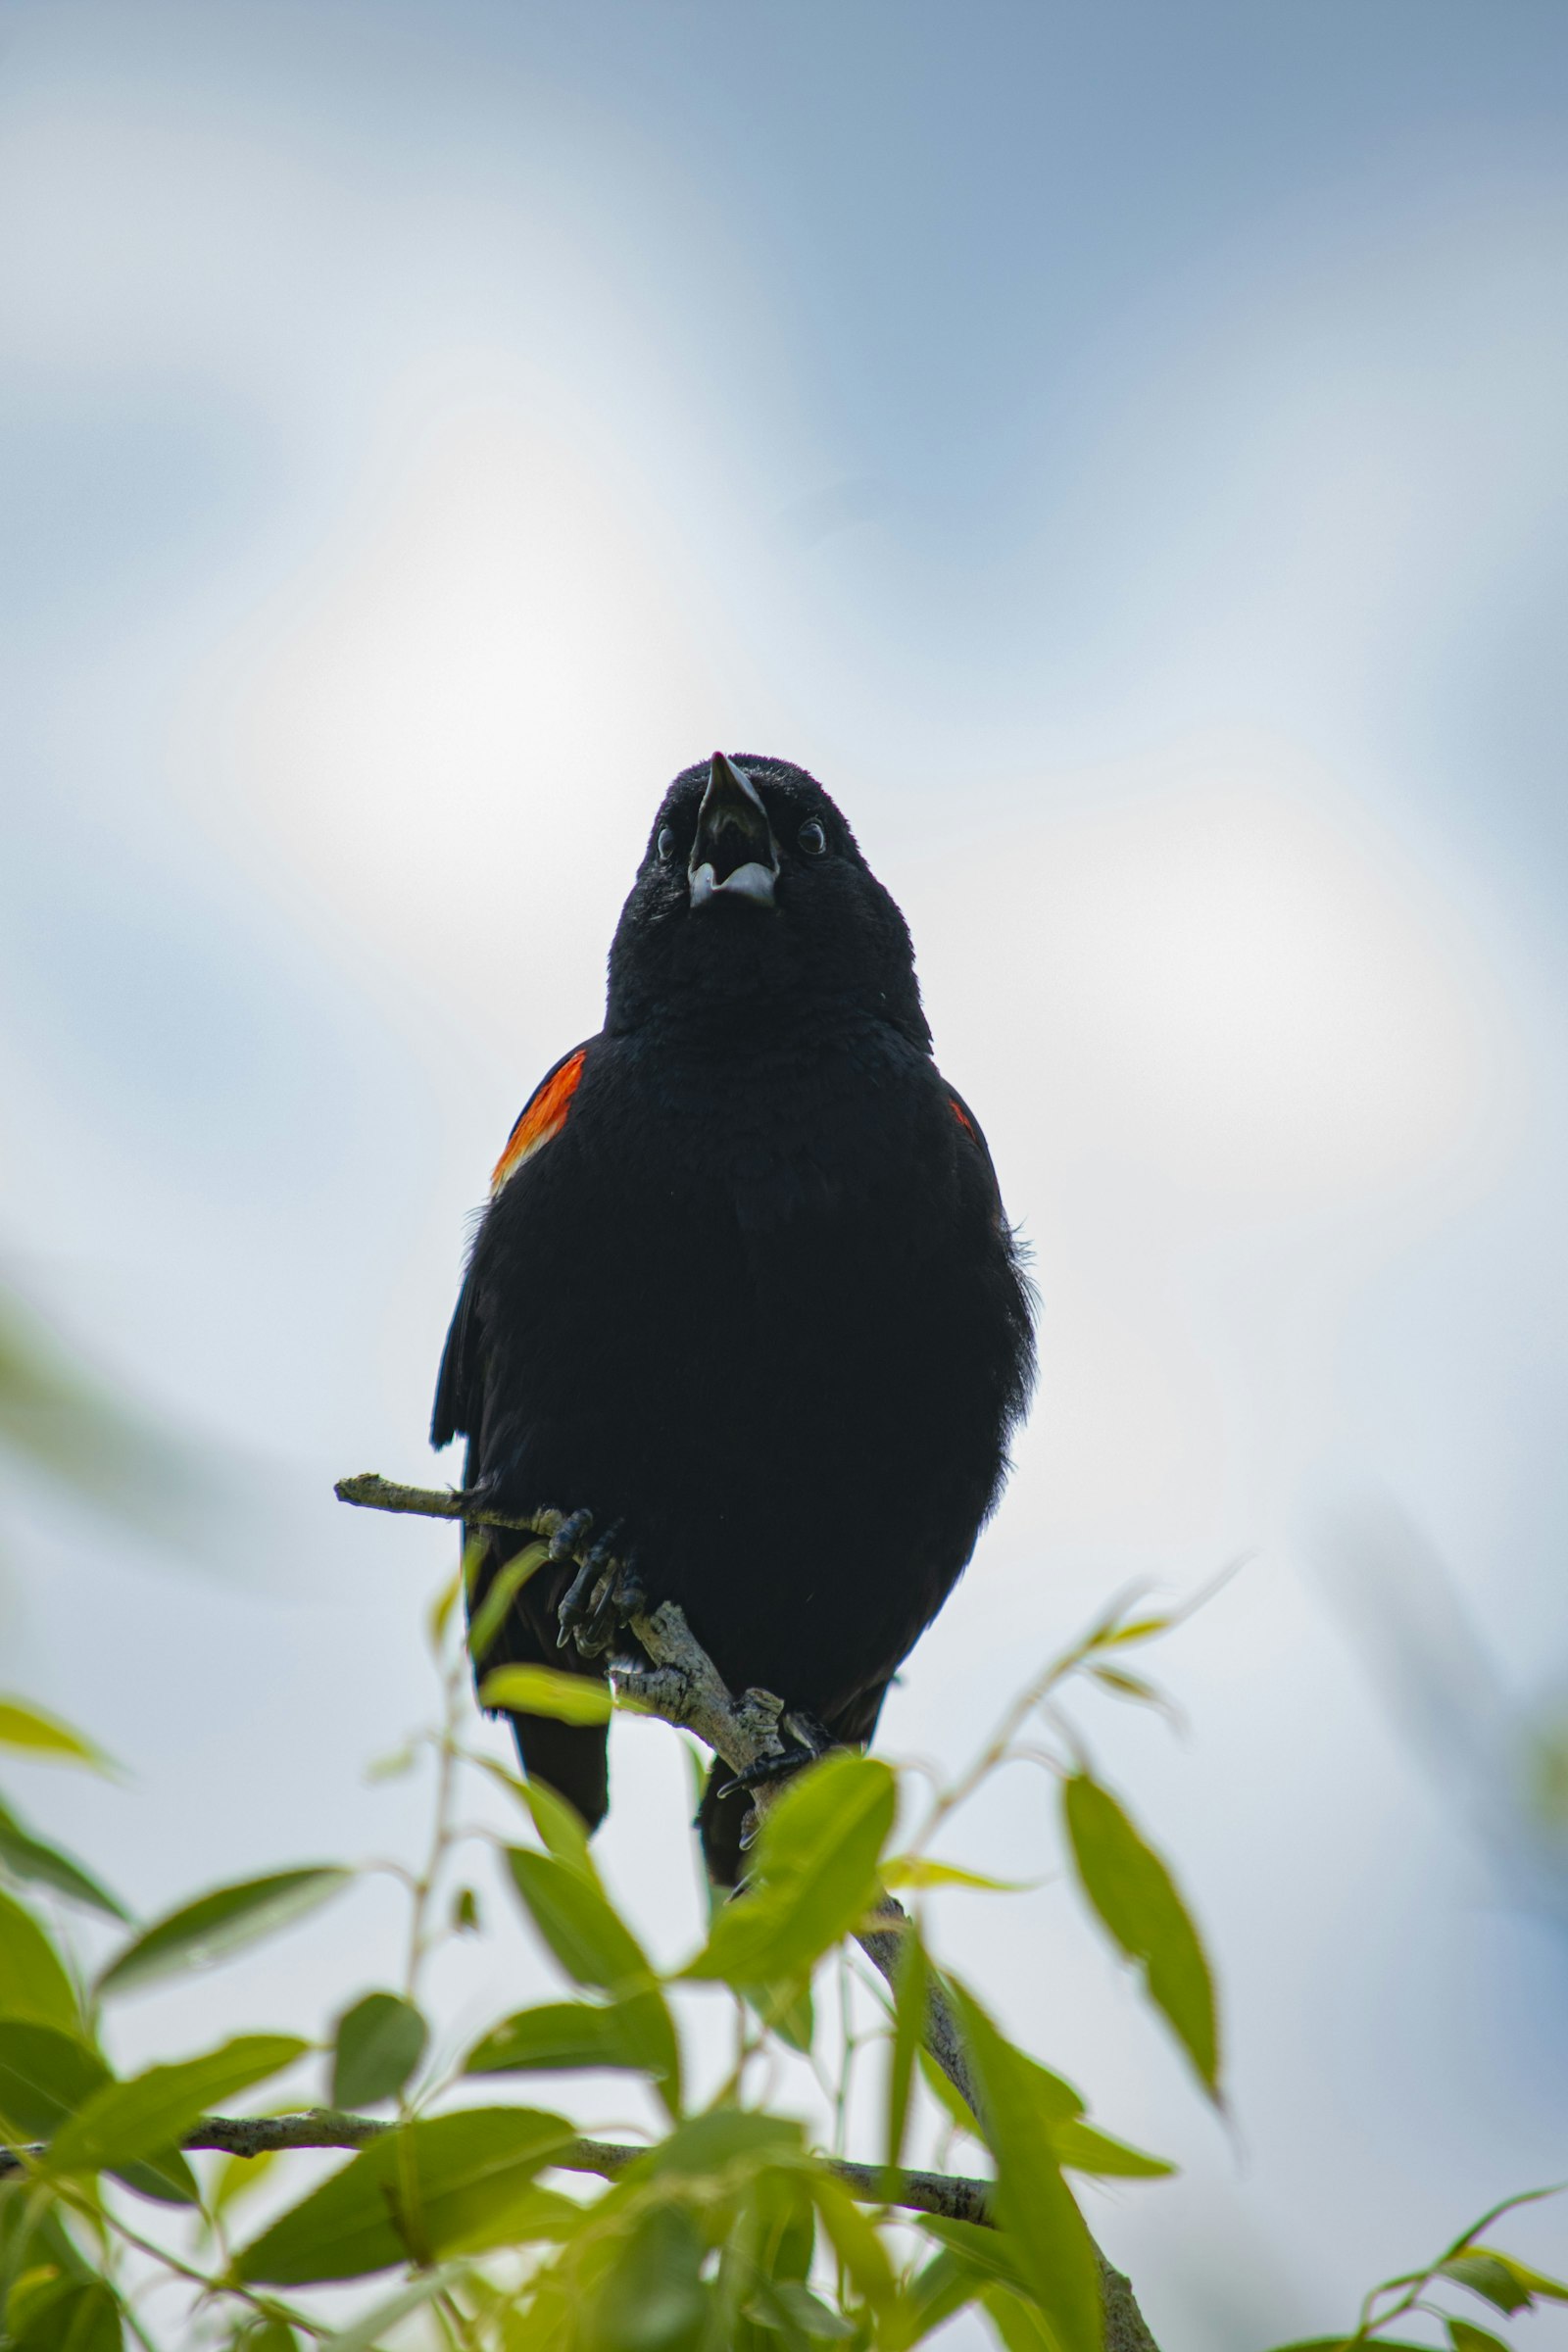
[453,1015,1032,1720]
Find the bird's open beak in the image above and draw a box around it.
[689,754,778,909]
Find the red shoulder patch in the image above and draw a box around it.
[490,1048,587,1195]
[947,1092,976,1141]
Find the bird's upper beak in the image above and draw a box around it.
[689,754,778,909]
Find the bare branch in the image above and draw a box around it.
[337,1471,1161,2351]
[335,1471,543,1533]
[0,2109,988,2223]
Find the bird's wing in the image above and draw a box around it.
[430,1040,593,1448]
[487,1042,591,1196]
[939,1076,1004,1206]
[429,1265,479,1450]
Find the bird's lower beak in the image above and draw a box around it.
[689,753,778,909]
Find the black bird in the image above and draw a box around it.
[433,753,1035,1882]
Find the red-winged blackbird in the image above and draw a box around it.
[433,754,1035,1882]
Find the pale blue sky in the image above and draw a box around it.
[4,6,1568,2344]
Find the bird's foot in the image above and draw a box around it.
[716,1707,837,1802]
[555,1523,648,1659]
[547,1507,596,1561]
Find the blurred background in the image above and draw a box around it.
[4,2,1568,2342]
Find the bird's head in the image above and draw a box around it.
[606,753,930,1049]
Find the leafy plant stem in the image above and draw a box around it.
[1346,2183,1566,2343]
[403,1652,466,2010]
[834,1944,856,2159]
[56,2179,320,2340]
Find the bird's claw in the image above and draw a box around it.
[716,1708,836,1801]
[555,1522,646,1657]
[547,1507,595,1562]
[556,1524,609,1643]
[578,1560,647,1657]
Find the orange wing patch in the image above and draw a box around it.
[947,1092,976,1141]
[490,1048,587,1195]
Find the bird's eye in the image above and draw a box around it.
[657,826,675,861]
[798,819,827,857]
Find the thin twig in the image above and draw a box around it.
[336,1471,1162,2352]
[336,1473,574,1540]
[0,2111,989,2225]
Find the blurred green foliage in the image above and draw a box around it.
[0,1275,1560,2351]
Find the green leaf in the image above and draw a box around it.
[1061,1771,1221,2097]
[947,1982,1101,2352]
[583,2201,709,2351]
[330,1992,426,2108]
[0,1888,81,2033]
[752,2165,815,2284]
[882,1922,926,2196]
[506,1847,653,1993]
[0,1796,129,1921]
[1006,2052,1085,2125]
[240,2325,298,2352]
[1447,2321,1512,2352]
[681,1740,710,1826]
[1088,1664,1166,1707]
[916,2221,1062,2313]
[1440,2254,1535,2315]
[7,2277,66,2340]
[884,2248,985,2350]
[466,1541,549,1663]
[0,1700,116,1776]
[1053,2117,1174,2179]
[1101,1615,1173,1646]
[917,2046,980,2138]
[464,1997,633,2078]
[96,1868,351,1996]
[0,2018,109,2138]
[914,2037,1169,2177]
[879,1858,1033,1893]
[808,2173,897,2316]
[426,1564,465,1655]
[463,1990,680,2114]
[635,2108,803,2185]
[6,2275,68,2338]
[235,2106,578,2283]
[117,2146,203,2206]
[682,1754,897,1992]
[922,2034,1082,2132]
[1499,2259,1568,2302]
[0,2198,94,2317]
[478,1764,595,1873]
[741,1977,815,2054]
[916,2216,1025,2292]
[480,1665,613,1724]
[0,2022,198,2205]
[47,2034,306,2178]
[1453,2246,1568,2307]
[982,2283,1059,2352]
[748,2279,858,2339]
[517,1774,597,1870]
[12,2278,123,2351]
